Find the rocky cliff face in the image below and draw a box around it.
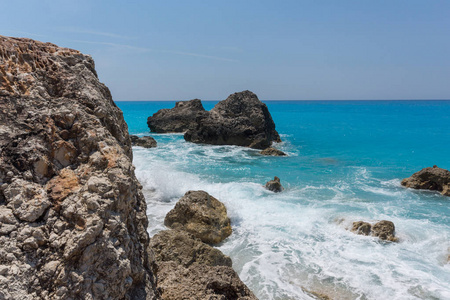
[0,36,156,299]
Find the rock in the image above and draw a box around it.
[351,220,398,242]
[164,191,232,244]
[155,261,257,300]
[130,135,157,148]
[260,147,287,156]
[185,90,281,149]
[0,36,157,299]
[150,229,232,267]
[265,176,284,193]
[401,165,450,196]
[147,99,206,133]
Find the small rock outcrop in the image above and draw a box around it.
[147,99,205,133]
[351,220,398,242]
[0,36,157,299]
[164,190,232,244]
[265,176,284,193]
[260,147,287,156]
[401,165,450,196]
[185,91,281,149]
[130,135,157,148]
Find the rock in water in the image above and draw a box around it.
[147,99,206,133]
[185,90,281,149]
[0,36,157,299]
[130,135,157,148]
[260,147,287,156]
[351,220,398,242]
[164,191,232,244]
[401,165,450,196]
[265,176,284,193]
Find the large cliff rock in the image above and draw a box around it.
[147,99,206,133]
[401,165,450,196]
[0,36,157,299]
[185,91,281,149]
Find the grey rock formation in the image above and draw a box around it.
[150,229,232,268]
[147,99,205,133]
[0,36,156,299]
[185,91,281,149]
[351,220,398,242]
[164,190,232,244]
[260,147,287,156]
[265,176,284,193]
[130,135,157,148]
[401,165,450,196]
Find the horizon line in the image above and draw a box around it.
[115,99,450,102]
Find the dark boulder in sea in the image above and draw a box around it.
[265,176,284,193]
[260,147,287,156]
[0,36,157,299]
[185,90,281,149]
[351,220,398,242]
[147,98,206,133]
[401,165,450,196]
[164,190,232,244]
[130,135,157,148]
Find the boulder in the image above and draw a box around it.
[260,147,287,156]
[147,99,206,133]
[401,165,450,196]
[130,135,157,148]
[265,176,284,193]
[184,91,281,149]
[149,229,232,267]
[351,220,398,242]
[164,191,232,244]
[155,261,257,300]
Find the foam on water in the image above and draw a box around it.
[132,135,450,300]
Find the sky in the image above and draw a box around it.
[1,0,449,101]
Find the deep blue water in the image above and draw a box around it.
[117,100,450,300]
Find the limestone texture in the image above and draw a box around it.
[260,147,287,156]
[164,190,232,244]
[265,176,284,193]
[130,135,157,148]
[147,99,205,133]
[0,36,157,299]
[351,220,398,242]
[401,165,450,196]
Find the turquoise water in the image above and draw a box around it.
[117,100,450,300]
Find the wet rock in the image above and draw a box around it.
[130,135,157,148]
[351,220,398,242]
[260,147,287,156]
[0,36,156,299]
[401,165,450,196]
[185,90,281,149]
[150,229,232,267]
[265,176,284,193]
[156,261,257,300]
[147,99,206,133]
[164,190,232,244]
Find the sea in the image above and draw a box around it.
[116,100,450,300]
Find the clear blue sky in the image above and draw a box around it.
[1,0,449,100]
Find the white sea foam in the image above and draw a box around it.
[132,139,450,300]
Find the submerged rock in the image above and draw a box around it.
[164,190,232,244]
[185,90,281,149]
[265,176,284,193]
[147,99,206,133]
[401,165,450,196]
[260,147,287,156]
[130,135,157,148]
[351,220,398,242]
[0,36,157,299]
